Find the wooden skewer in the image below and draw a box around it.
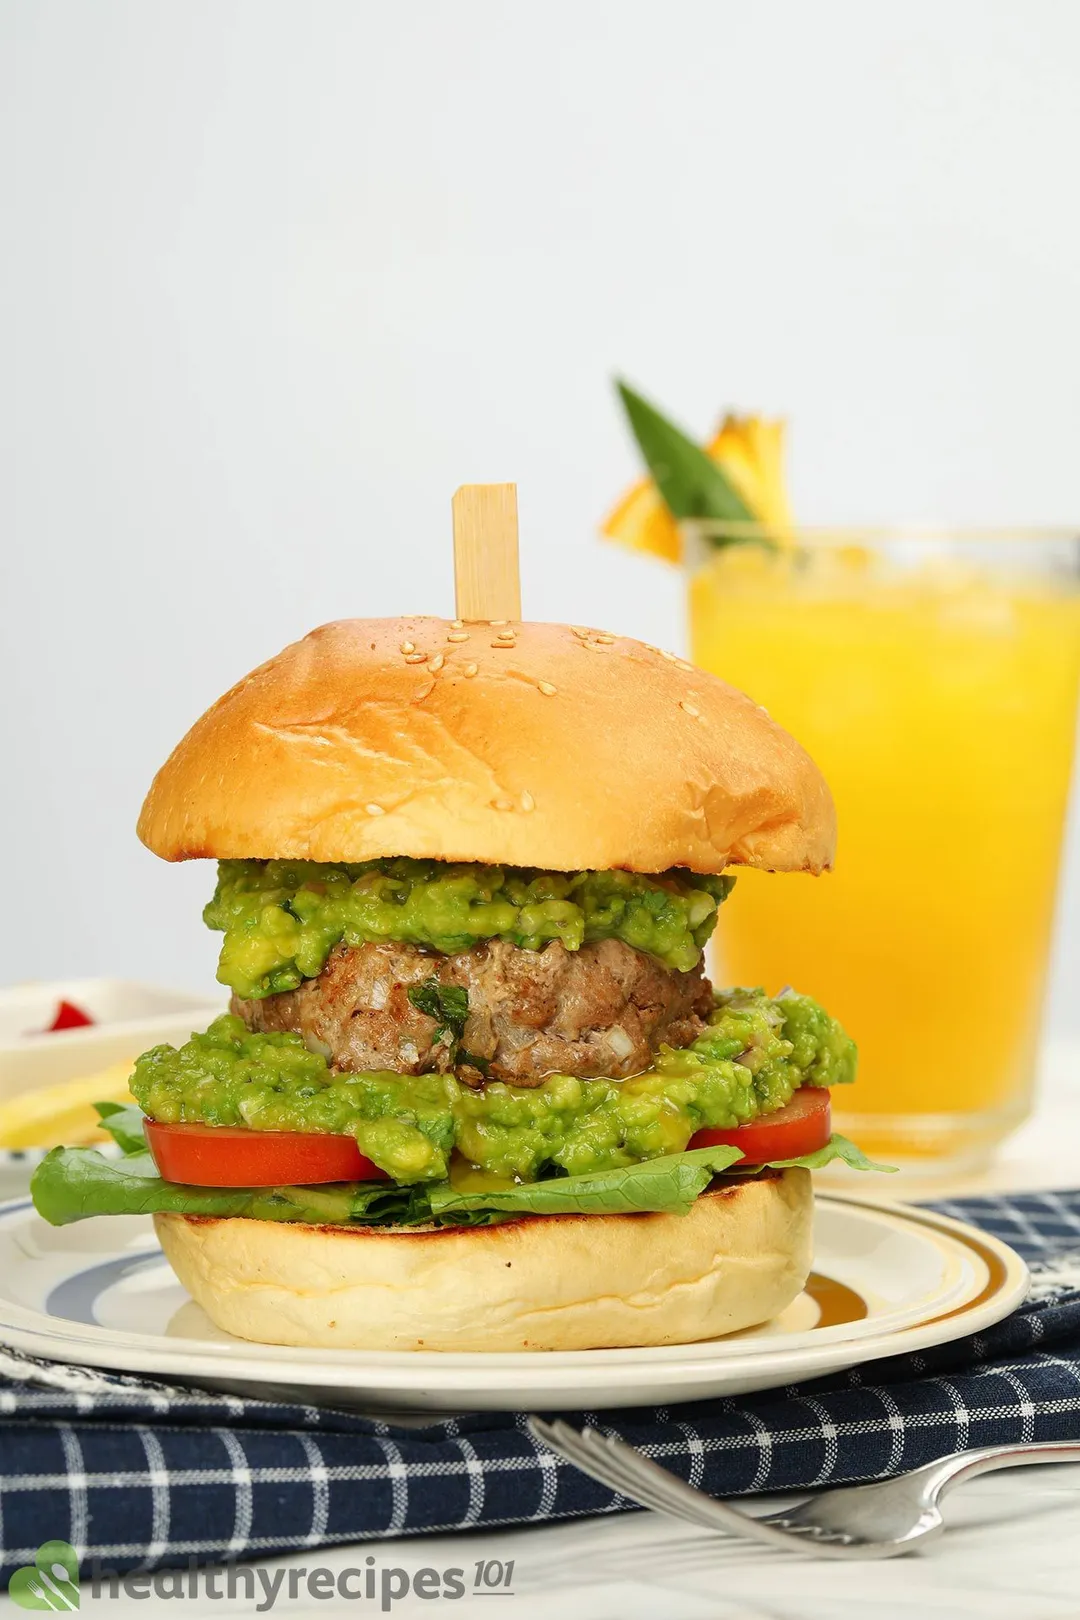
[452,484,521,621]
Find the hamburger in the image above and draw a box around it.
[32,616,884,1351]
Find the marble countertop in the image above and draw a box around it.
[64,1458,1080,1618]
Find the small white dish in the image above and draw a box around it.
[0,979,223,1193]
[0,972,221,1088]
[0,978,223,1097]
[0,1194,1028,1412]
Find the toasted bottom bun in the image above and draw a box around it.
[155,1169,813,1353]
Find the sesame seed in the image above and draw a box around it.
[581,639,610,652]
[491,638,514,649]
[521,790,535,812]
[680,700,701,718]
[537,680,557,696]
[404,651,427,664]
[463,662,478,677]
[400,641,415,654]
[365,803,385,816]
[571,625,590,639]
[428,653,445,672]
[493,796,514,811]
[451,619,464,629]
[659,648,679,662]
[489,619,509,627]
[594,633,615,645]
[446,631,470,643]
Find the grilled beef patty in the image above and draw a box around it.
[233,936,712,1086]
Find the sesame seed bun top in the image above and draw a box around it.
[136,617,836,875]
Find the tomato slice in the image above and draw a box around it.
[143,1120,390,1187]
[44,999,94,1032]
[144,1088,830,1187]
[689,1086,831,1163]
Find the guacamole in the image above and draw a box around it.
[202,859,735,1000]
[130,989,856,1185]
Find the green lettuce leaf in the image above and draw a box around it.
[755,1134,896,1174]
[32,1147,330,1227]
[427,1144,744,1219]
[31,1121,892,1234]
[31,1141,743,1229]
[94,1100,150,1156]
[30,1145,487,1228]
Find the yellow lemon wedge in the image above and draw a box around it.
[602,413,792,563]
[0,1063,137,1150]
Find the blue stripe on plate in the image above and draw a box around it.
[46,1251,165,1326]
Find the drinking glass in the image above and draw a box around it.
[683,524,1080,1172]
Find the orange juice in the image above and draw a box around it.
[687,533,1080,1168]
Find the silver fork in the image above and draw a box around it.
[529,1417,1080,1559]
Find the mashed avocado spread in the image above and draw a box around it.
[203,859,735,1000]
[131,989,856,1185]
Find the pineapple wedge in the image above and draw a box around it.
[0,1063,137,1150]
[602,413,792,562]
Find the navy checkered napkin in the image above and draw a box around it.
[1,1189,1079,1584]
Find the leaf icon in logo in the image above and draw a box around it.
[10,1541,79,1610]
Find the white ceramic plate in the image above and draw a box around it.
[0,1194,1027,1411]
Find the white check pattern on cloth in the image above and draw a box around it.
[0,1189,1078,1585]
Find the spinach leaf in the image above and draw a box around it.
[407,979,469,1054]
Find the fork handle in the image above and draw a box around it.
[920,1440,1080,1500]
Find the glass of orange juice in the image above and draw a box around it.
[684,525,1080,1173]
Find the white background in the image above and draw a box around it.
[3,0,1078,1034]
